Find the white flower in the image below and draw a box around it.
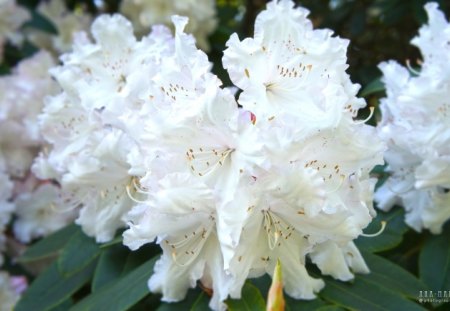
[13,183,75,243]
[0,50,58,178]
[25,0,93,55]
[0,271,21,311]
[0,0,30,62]
[123,1,384,308]
[120,0,217,51]
[124,173,231,311]
[219,0,382,300]
[36,14,177,242]
[223,0,365,137]
[375,2,450,234]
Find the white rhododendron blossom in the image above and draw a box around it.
[0,51,58,178]
[120,0,217,51]
[375,2,450,234]
[13,182,76,243]
[122,1,383,309]
[26,0,92,55]
[0,0,30,62]
[35,14,176,243]
[0,272,21,311]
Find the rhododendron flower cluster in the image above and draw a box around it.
[0,51,75,250]
[4,0,386,310]
[120,0,217,51]
[375,3,450,234]
[0,0,30,62]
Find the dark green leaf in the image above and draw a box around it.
[285,296,329,311]
[190,292,211,311]
[92,245,130,292]
[70,257,157,311]
[58,229,101,276]
[156,288,205,311]
[419,225,450,293]
[19,224,79,263]
[22,10,58,34]
[359,77,384,97]
[226,282,266,311]
[319,276,426,311]
[356,207,409,253]
[362,252,426,298]
[15,260,96,311]
[48,298,73,311]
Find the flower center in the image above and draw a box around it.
[186,147,234,177]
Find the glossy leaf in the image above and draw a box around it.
[22,10,58,34]
[19,224,79,263]
[362,252,426,298]
[359,77,384,97]
[70,257,157,311]
[226,282,266,311]
[356,207,409,253]
[156,289,207,311]
[419,225,450,293]
[92,245,130,292]
[15,260,96,311]
[57,229,102,276]
[319,275,426,311]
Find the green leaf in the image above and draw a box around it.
[22,10,58,34]
[362,252,426,298]
[419,226,450,293]
[355,207,409,253]
[190,292,211,311]
[285,296,329,311]
[359,77,384,97]
[19,224,79,263]
[48,298,73,311]
[226,282,266,311]
[156,289,205,311]
[92,245,130,292]
[70,257,157,311]
[58,229,101,276]
[15,260,96,311]
[319,275,426,311]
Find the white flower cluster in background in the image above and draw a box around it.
[0,0,30,62]
[34,14,176,243]
[0,51,57,178]
[120,0,217,51]
[0,51,75,257]
[25,0,93,55]
[0,271,21,311]
[375,2,450,234]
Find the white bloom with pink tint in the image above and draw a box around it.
[375,2,450,234]
[13,183,76,243]
[0,51,58,178]
[36,14,177,243]
[0,271,22,311]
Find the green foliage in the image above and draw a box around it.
[19,224,79,263]
[225,282,266,311]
